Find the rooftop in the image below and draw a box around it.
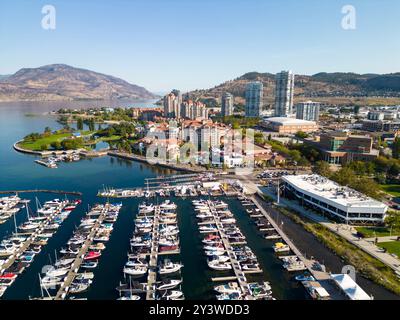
[264,117,317,126]
[331,274,372,300]
[282,174,387,210]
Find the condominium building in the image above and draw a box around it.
[221,92,234,117]
[245,82,263,117]
[296,101,320,122]
[163,89,182,119]
[275,70,294,117]
[181,100,208,120]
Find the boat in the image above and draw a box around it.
[248,282,273,299]
[208,260,232,271]
[273,242,290,253]
[214,282,241,294]
[157,279,182,290]
[69,282,90,294]
[81,261,98,269]
[216,292,242,300]
[0,273,17,280]
[295,273,315,282]
[118,295,141,300]
[159,289,183,300]
[159,261,183,275]
[123,266,148,276]
[84,251,101,261]
[46,268,69,278]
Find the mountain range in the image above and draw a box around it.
[188,72,400,106]
[0,64,157,102]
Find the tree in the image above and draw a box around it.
[315,161,332,177]
[40,144,48,151]
[295,131,309,139]
[77,118,84,131]
[392,137,400,159]
[332,167,356,186]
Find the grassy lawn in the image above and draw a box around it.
[19,130,96,151]
[380,184,400,197]
[19,133,72,151]
[378,241,400,257]
[355,226,400,238]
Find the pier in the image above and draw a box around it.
[0,190,82,196]
[54,205,109,300]
[203,200,262,298]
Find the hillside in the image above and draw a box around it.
[188,72,400,106]
[0,64,157,102]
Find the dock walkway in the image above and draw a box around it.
[54,205,109,300]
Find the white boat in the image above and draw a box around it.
[208,261,232,271]
[46,268,69,278]
[214,282,241,294]
[123,266,148,276]
[160,290,183,300]
[159,261,183,275]
[118,295,141,300]
[157,279,182,290]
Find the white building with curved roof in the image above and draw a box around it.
[262,117,318,134]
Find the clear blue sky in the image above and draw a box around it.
[0,0,399,92]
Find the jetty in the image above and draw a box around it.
[0,190,82,196]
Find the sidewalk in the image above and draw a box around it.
[259,186,400,273]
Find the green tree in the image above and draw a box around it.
[392,137,400,159]
[315,161,332,177]
[77,118,84,131]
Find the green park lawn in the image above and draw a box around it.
[18,130,95,151]
[380,184,400,197]
[355,226,400,238]
[378,241,400,257]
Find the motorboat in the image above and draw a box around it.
[158,261,183,275]
[84,251,101,261]
[81,261,98,269]
[123,266,148,276]
[248,282,273,299]
[214,282,241,294]
[157,279,182,290]
[208,260,232,271]
[159,290,183,300]
[216,292,242,300]
[118,295,141,300]
[273,242,290,253]
[295,273,315,282]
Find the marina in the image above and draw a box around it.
[192,199,271,300]
[0,195,29,225]
[35,202,121,300]
[0,198,81,298]
[117,200,183,300]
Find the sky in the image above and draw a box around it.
[0,0,399,93]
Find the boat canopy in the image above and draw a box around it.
[331,274,372,300]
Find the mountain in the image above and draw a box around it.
[0,75,10,81]
[188,72,400,106]
[0,64,157,102]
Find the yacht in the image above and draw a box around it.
[216,292,242,300]
[123,266,148,276]
[159,261,183,275]
[208,260,232,271]
[81,261,98,269]
[214,282,241,294]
